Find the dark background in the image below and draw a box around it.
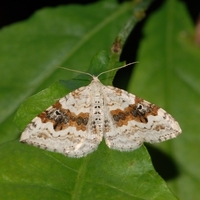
[0,0,199,29]
[0,0,95,28]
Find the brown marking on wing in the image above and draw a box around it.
[110,97,159,127]
[38,101,89,132]
[153,124,166,131]
[37,133,50,139]
[71,90,83,99]
[114,88,123,96]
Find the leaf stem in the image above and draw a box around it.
[110,0,154,61]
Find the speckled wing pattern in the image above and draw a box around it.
[20,76,181,157]
[102,85,181,151]
[20,81,103,158]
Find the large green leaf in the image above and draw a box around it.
[128,0,200,199]
[1,140,176,200]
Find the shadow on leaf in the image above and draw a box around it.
[146,145,180,181]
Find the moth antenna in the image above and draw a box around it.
[59,61,138,79]
[96,61,138,78]
[58,67,94,78]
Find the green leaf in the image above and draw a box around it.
[128,0,200,199]
[0,141,176,200]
